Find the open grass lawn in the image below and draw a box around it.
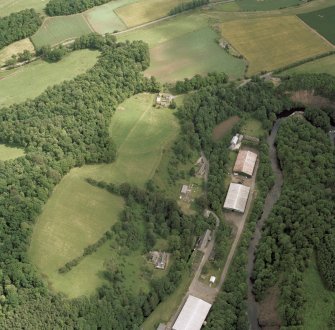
[0,0,48,17]
[236,0,303,11]
[280,54,335,77]
[0,50,99,107]
[31,15,92,48]
[145,27,246,82]
[302,258,335,329]
[29,93,179,298]
[0,38,35,66]
[241,119,265,138]
[298,5,335,45]
[115,0,181,28]
[84,0,137,34]
[0,144,24,160]
[221,16,333,75]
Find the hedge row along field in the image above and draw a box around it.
[298,5,335,45]
[45,0,110,15]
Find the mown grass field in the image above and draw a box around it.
[241,119,265,138]
[0,144,24,160]
[115,0,181,28]
[84,0,137,34]
[236,0,303,11]
[0,38,35,66]
[141,27,245,82]
[0,50,98,107]
[302,258,335,330]
[221,16,333,75]
[298,5,335,45]
[31,15,92,48]
[29,93,179,298]
[280,54,335,76]
[0,0,48,17]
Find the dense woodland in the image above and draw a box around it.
[46,0,110,15]
[0,9,41,50]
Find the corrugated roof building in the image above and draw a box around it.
[233,150,257,177]
[172,295,212,330]
[223,183,250,213]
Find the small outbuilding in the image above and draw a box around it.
[156,92,173,107]
[223,183,250,213]
[172,295,212,330]
[233,150,257,177]
[210,276,216,284]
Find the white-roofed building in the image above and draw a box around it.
[223,183,250,213]
[233,150,257,177]
[172,295,212,330]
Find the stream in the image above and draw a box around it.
[247,119,284,330]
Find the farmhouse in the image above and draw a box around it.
[229,133,243,150]
[233,150,257,177]
[156,92,173,107]
[223,183,250,213]
[149,251,170,270]
[172,295,212,330]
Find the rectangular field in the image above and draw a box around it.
[31,15,92,48]
[145,27,246,82]
[221,16,333,75]
[115,0,181,28]
[0,0,48,17]
[298,5,335,45]
[236,0,302,11]
[0,38,35,66]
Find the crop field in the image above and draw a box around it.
[0,50,99,107]
[144,27,246,82]
[29,93,179,297]
[302,258,335,330]
[31,15,92,48]
[212,116,240,141]
[115,0,181,28]
[298,5,335,45]
[0,144,24,161]
[84,0,137,34]
[280,54,335,77]
[221,16,333,75]
[0,0,48,17]
[236,0,303,11]
[0,38,35,66]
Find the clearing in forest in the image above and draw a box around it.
[0,38,35,66]
[0,49,99,107]
[298,5,335,45]
[212,116,240,141]
[0,0,48,17]
[31,15,92,48]
[29,93,179,298]
[115,0,181,28]
[0,145,24,161]
[221,16,333,75]
[144,27,246,82]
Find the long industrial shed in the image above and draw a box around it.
[233,150,257,177]
[223,183,250,213]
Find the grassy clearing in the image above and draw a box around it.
[298,5,335,45]
[0,144,25,161]
[212,115,240,141]
[144,27,245,82]
[221,16,333,75]
[302,258,335,329]
[84,0,138,34]
[29,93,179,298]
[0,38,35,66]
[280,54,335,77]
[0,0,48,17]
[241,119,265,138]
[115,0,181,28]
[236,0,303,11]
[31,15,92,48]
[0,50,99,107]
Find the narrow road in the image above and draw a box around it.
[247,120,284,329]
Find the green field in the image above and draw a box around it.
[0,144,25,160]
[221,16,333,75]
[0,0,48,17]
[236,0,303,11]
[302,258,335,329]
[0,50,99,107]
[115,0,181,28]
[298,5,335,45]
[280,54,335,76]
[31,15,92,48]
[241,119,265,138]
[29,93,179,298]
[145,27,245,82]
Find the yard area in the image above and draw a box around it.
[221,15,333,75]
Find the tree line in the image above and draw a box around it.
[169,0,209,15]
[0,9,41,50]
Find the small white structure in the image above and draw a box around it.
[210,276,216,284]
[173,295,212,330]
[223,183,250,213]
[181,184,189,195]
[229,133,243,150]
